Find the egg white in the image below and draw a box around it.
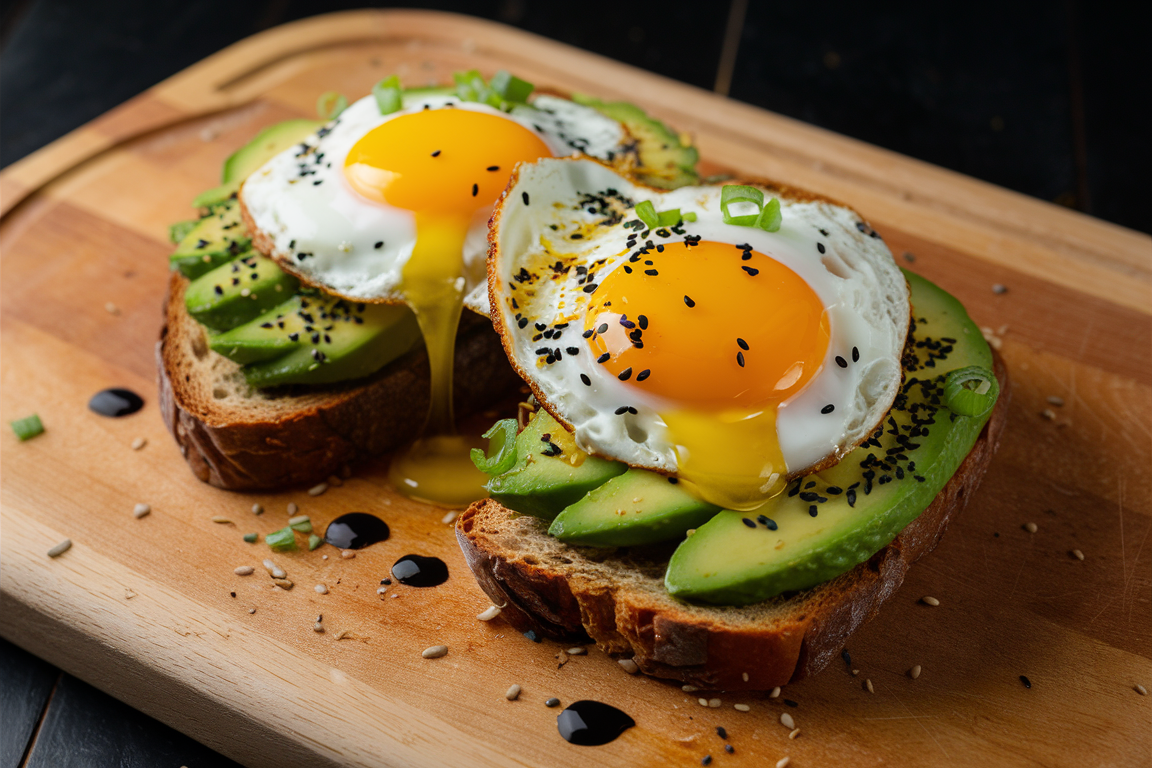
[487,157,910,476]
[240,93,628,312]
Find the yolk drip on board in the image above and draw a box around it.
[344,108,553,506]
[584,241,830,510]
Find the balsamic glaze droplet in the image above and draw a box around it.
[88,388,144,417]
[324,512,390,550]
[391,554,448,587]
[557,700,635,746]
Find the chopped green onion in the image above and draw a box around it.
[168,220,198,244]
[943,365,999,417]
[656,208,683,227]
[266,526,297,552]
[316,91,348,121]
[10,414,44,441]
[453,69,488,102]
[289,515,313,533]
[243,533,258,543]
[720,185,765,226]
[308,534,323,551]
[373,75,403,115]
[634,200,660,230]
[683,212,697,222]
[471,419,519,475]
[489,70,534,103]
[755,197,782,232]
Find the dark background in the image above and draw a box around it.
[0,1,1147,766]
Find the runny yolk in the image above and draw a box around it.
[344,108,552,506]
[584,240,830,510]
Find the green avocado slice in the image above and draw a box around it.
[664,271,998,605]
[571,95,700,189]
[222,118,323,183]
[184,253,300,332]
[169,199,249,278]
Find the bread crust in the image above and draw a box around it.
[158,272,520,491]
[455,351,1008,690]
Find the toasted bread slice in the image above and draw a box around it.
[158,272,521,491]
[455,352,1008,690]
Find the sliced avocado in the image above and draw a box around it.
[485,409,627,519]
[192,182,239,210]
[236,298,421,388]
[665,271,998,605]
[221,118,322,183]
[549,468,721,547]
[170,199,249,278]
[572,95,699,189]
[184,253,300,332]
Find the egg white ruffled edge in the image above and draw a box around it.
[486,156,911,477]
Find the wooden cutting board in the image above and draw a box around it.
[2,10,1149,768]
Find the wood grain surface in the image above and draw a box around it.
[1,10,1149,768]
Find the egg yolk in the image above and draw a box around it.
[584,240,830,510]
[344,107,553,506]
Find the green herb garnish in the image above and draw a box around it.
[720,185,782,232]
[943,365,999,417]
[488,70,534,103]
[308,534,324,551]
[471,419,518,475]
[10,414,44,441]
[266,526,297,552]
[243,533,258,543]
[634,200,687,231]
[373,75,403,115]
[316,91,349,121]
[289,515,313,534]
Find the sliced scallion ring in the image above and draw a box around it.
[9,414,43,441]
[316,91,348,121]
[266,526,298,552]
[720,185,764,226]
[471,419,519,475]
[755,197,782,232]
[634,200,660,231]
[308,534,324,551]
[489,70,534,103]
[943,365,999,417]
[373,75,403,115]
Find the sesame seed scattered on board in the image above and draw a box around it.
[683,685,699,692]
[769,687,781,698]
[505,684,521,701]
[1047,396,1065,406]
[273,579,293,590]
[308,483,328,497]
[619,659,639,674]
[422,645,448,659]
[567,647,587,655]
[251,504,263,515]
[234,566,254,576]
[105,302,120,315]
[313,621,324,633]
[314,584,328,594]
[992,284,1007,294]
[852,669,860,676]
[910,665,923,679]
[288,514,310,526]
[776,758,791,768]
[133,503,151,519]
[921,595,940,607]
[788,728,801,740]
[1024,522,1039,533]
[698,698,709,707]
[1072,549,1085,560]
[477,605,502,621]
[866,679,875,694]
[287,502,298,515]
[1041,409,1056,421]
[1135,685,1148,695]
[131,437,147,450]
[247,608,256,614]
[779,712,795,729]
[545,697,561,708]
[47,539,72,558]
[441,511,459,525]
[708,699,722,708]
[733,704,750,712]
[341,550,356,559]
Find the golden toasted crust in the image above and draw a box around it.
[158,272,520,491]
[455,351,1008,690]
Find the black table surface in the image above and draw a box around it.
[0,1,1147,766]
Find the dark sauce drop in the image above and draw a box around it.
[390,554,448,587]
[88,388,144,417]
[324,512,389,550]
[557,700,635,746]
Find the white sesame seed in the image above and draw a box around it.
[698,698,709,707]
[567,647,587,655]
[742,672,749,682]
[262,560,286,579]
[376,586,388,595]
[234,566,254,576]
[211,516,232,524]
[131,437,147,450]
[105,302,120,315]
[1072,549,1085,560]
[769,686,781,698]
[618,659,639,674]
[852,669,860,676]
[1134,684,1147,696]
[247,608,255,614]
[327,475,344,487]
[240,288,250,297]
[788,728,801,740]
[992,283,1007,294]
[441,510,459,525]
[921,595,940,607]
[273,578,293,590]
[910,665,922,679]
[708,698,722,708]
[733,704,750,712]
[866,678,875,694]
[133,503,151,519]
[47,539,72,558]
[308,483,328,497]
[780,712,795,729]
[314,584,328,595]
[474,603,502,621]
[506,684,522,701]
[287,502,298,515]
[776,758,791,768]
[988,335,1002,350]
[341,550,356,559]
[1041,409,1056,421]
[252,503,263,515]
[422,645,448,659]
[683,685,700,693]
[1025,522,1039,533]
[288,515,310,526]
[313,621,324,633]
[1047,396,1065,407]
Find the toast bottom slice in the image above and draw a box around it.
[455,351,1008,691]
[159,272,521,491]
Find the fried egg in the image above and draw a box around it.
[240,91,629,311]
[488,157,910,511]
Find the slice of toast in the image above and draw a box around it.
[158,271,521,491]
[455,352,1008,691]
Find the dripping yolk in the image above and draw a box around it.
[343,108,553,218]
[584,240,830,510]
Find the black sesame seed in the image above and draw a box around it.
[566,347,579,355]
[583,284,598,293]
[702,757,712,766]
[852,346,860,362]
[487,165,499,171]
[668,477,679,484]
[725,745,734,755]
[822,404,835,414]
[597,323,609,334]
[518,318,528,328]
[742,266,759,276]
[841,648,852,667]
[636,369,651,381]
[614,406,629,415]
[836,355,848,368]
[597,353,610,364]
[618,367,632,381]
[742,518,756,528]
[582,329,594,338]
[809,505,818,517]
[684,295,695,308]
[736,351,745,367]
[522,192,530,205]
[1020,675,1032,689]
[623,265,633,274]
[737,338,749,351]
[627,406,638,414]
[638,315,648,329]
[716,727,728,740]
[374,241,384,249]
[784,699,799,708]
[580,373,591,386]
[471,183,479,197]
[817,242,826,254]
[645,269,659,276]
[431,149,441,157]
